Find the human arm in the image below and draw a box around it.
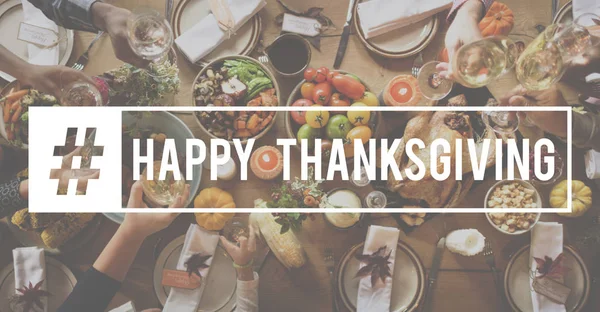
[0,177,28,219]
[57,181,188,312]
[220,226,259,312]
[27,0,98,32]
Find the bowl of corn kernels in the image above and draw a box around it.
[484,180,542,235]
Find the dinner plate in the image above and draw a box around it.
[0,256,77,312]
[171,0,261,66]
[0,0,74,82]
[3,214,103,255]
[336,241,426,312]
[504,245,590,312]
[353,0,439,58]
[153,235,237,311]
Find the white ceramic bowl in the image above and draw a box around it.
[484,179,542,235]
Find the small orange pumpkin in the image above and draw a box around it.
[479,2,514,37]
[194,187,236,231]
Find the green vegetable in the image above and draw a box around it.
[20,112,28,123]
[223,59,270,86]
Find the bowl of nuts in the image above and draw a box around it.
[485,180,542,235]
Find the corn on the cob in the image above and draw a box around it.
[251,210,306,269]
[41,213,96,249]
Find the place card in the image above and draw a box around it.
[17,23,59,47]
[282,14,321,37]
[532,276,571,305]
[161,269,202,289]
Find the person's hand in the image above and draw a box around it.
[499,85,569,138]
[91,3,149,68]
[438,0,485,79]
[19,65,96,100]
[562,43,600,99]
[122,181,189,237]
[49,147,100,192]
[220,225,257,267]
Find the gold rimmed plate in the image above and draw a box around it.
[153,235,237,311]
[171,0,261,67]
[353,0,439,59]
[0,0,74,82]
[504,245,590,312]
[335,241,426,312]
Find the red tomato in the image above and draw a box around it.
[390,81,413,104]
[314,67,329,83]
[330,93,350,107]
[327,71,339,83]
[331,75,366,100]
[312,82,333,105]
[291,99,312,125]
[300,82,315,99]
[304,68,316,81]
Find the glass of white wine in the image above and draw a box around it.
[127,7,173,71]
[417,36,518,100]
[481,101,519,135]
[516,14,597,91]
[141,160,185,207]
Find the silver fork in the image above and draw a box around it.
[484,241,509,311]
[411,52,424,78]
[324,248,339,312]
[72,31,104,71]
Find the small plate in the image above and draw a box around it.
[0,0,74,82]
[336,241,426,312]
[4,214,103,255]
[0,256,77,312]
[172,0,261,66]
[153,235,237,311]
[353,0,439,58]
[504,245,590,312]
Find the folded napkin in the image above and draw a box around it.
[175,0,266,63]
[573,0,600,22]
[13,247,47,312]
[530,222,566,312]
[22,0,59,66]
[163,224,220,312]
[357,225,400,312]
[584,149,600,179]
[357,0,452,39]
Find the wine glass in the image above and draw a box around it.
[481,101,519,135]
[417,36,517,100]
[61,81,103,106]
[364,191,387,208]
[127,7,174,73]
[141,160,185,206]
[79,128,103,169]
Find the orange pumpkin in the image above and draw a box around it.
[194,187,236,231]
[479,2,514,37]
[438,2,514,62]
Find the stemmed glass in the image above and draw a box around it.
[417,36,518,100]
[126,7,174,74]
[61,80,103,106]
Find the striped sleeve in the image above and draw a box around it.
[447,0,494,22]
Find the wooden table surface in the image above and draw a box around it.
[1,0,600,311]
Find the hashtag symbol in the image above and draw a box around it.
[51,127,103,195]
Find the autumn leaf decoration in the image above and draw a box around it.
[185,253,212,278]
[355,246,393,288]
[9,280,51,312]
[534,253,568,279]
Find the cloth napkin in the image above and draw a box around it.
[163,224,220,312]
[357,225,400,312]
[21,0,60,66]
[584,149,600,179]
[13,247,47,312]
[530,222,566,312]
[357,0,452,39]
[175,0,266,63]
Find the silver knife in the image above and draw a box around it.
[421,237,446,312]
[333,0,358,69]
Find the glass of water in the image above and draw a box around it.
[127,7,173,65]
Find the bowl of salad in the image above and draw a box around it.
[192,55,280,145]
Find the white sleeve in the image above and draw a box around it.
[234,272,259,312]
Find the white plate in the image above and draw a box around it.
[504,245,590,312]
[0,0,74,82]
[353,0,439,58]
[336,241,426,312]
[172,0,261,66]
[0,256,77,312]
[153,235,237,311]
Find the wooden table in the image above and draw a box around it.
[1,0,599,311]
